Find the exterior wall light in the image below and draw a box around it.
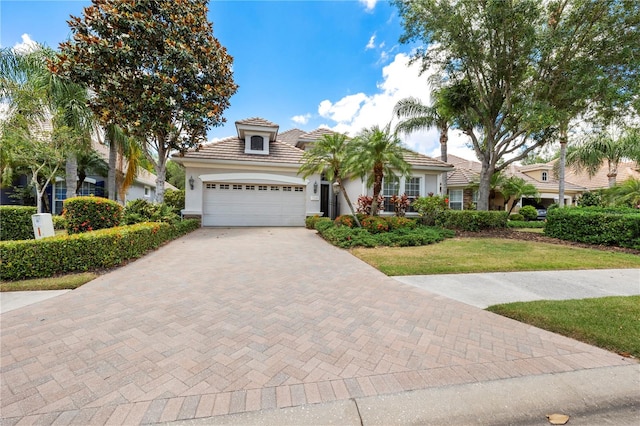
[313,180,318,194]
[189,176,195,190]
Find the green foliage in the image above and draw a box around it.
[545,207,640,249]
[335,215,357,228]
[507,220,545,229]
[316,221,454,249]
[64,196,123,234]
[305,215,329,230]
[509,213,525,221]
[360,216,390,234]
[436,210,508,231]
[164,189,185,212]
[577,191,604,207]
[519,205,538,221]
[384,216,418,231]
[165,160,186,190]
[0,206,37,241]
[52,215,67,230]
[314,218,335,233]
[123,199,180,225]
[0,220,199,280]
[412,195,449,226]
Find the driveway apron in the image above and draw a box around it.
[0,228,633,424]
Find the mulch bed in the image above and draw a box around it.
[455,228,640,256]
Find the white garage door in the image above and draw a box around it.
[202,183,306,226]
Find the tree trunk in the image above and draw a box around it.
[476,158,494,211]
[558,120,568,207]
[607,160,618,188]
[337,177,361,228]
[439,123,448,195]
[108,134,117,201]
[65,154,78,200]
[154,139,168,204]
[370,164,384,216]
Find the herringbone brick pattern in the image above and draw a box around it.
[0,228,632,424]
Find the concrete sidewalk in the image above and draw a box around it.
[395,269,640,308]
[1,228,638,425]
[0,290,71,314]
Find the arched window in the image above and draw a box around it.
[251,135,264,151]
[541,171,548,182]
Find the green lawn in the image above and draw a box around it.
[0,272,97,292]
[488,296,640,358]
[351,238,640,276]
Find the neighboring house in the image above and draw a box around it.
[173,117,453,227]
[560,160,640,191]
[442,154,586,211]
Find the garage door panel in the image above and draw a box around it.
[203,183,305,227]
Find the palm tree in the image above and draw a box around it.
[103,123,142,203]
[393,88,456,195]
[351,124,411,216]
[567,126,639,188]
[604,178,640,208]
[298,132,361,227]
[500,176,539,214]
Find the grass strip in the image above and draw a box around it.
[351,238,640,275]
[487,296,640,358]
[0,272,98,292]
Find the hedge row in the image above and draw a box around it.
[0,219,199,280]
[435,210,508,231]
[0,206,37,241]
[545,207,640,249]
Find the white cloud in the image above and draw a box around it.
[291,114,311,125]
[365,34,376,50]
[316,52,477,160]
[359,0,377,12]
[14,34,38,53]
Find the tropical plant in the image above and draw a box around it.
[351,124,411,216]
[393,87,457,194]
[356,194,384,216]
[53,0,238,203]
[604,178,640,209]
[500,176,539,214]
[566,126,640,188]
[412,194,449,226]
[298,132,361,227]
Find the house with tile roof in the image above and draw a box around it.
[172,117,453,226]
[442,154,586,212]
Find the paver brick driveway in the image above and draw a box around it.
[1,228,632,424]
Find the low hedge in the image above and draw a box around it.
[315,220,454,248]
[436,210,508,231]
[545,207,640,249]
[0,206,37,241]
[64,196,123,234]
[507,220,545,229]
[0,219,199,280]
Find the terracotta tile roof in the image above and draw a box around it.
[404,150,454,170]
[447,168,478,187]
[177,136,304,164]
[440,154,482,173]
[298,128,340,142]
[563,161,640,190]
[278,128,306,145]
[235,117,279,128]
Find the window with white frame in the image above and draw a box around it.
[144,186,150,197]
[250,135,264,151]
[449,189,463,210]
[405,177,420,212]
[382,175,400,212]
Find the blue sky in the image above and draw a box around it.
[1,0,474,159]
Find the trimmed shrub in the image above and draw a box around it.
[305,215,324,230]
[316,221,454,248]
[52,215,67,230]
[335,214,357,228]
[0,206,36,241]
[164,189,185,212]
[361,216,390,233]
[509,213,524,221]
[436,210,508,231]
[577,191,603,207]
[314,217,334,232]
[545,207,640,249]
[123,199,179,225]
[519,205,538,221]
[0,219,199,280]
[507,220,545,229]
[64,196,123,234]
[412,195,449,226]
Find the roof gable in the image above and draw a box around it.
[175,136,304,164]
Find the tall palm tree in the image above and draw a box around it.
[393,88,457,196]
[351,124,411,216]
[566,126,639,188]
[103,123,142,203]
[298,132,361,227]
